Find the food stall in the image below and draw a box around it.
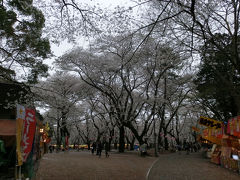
[199,115,240,174]
[220,116,240,173]
[199,116,223,159]
[220,135,239,172]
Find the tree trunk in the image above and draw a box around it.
[158,129,163,149]
[153,118,158,157]
[119,126,125,152]
[87,141,91,150]
[86,117,90,150]
[108,129,114,150]
[130,137,135,151]
[56,120,61,151]
[125,133,135,151]
[158,73,167,151]
[124,122,144,146]
[114,142,117,149]
[164,128,169,150]
[175,137,180,145]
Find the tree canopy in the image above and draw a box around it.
[0,0,50,83]
[195,34,240,120]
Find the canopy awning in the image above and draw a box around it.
[0,119,16,136]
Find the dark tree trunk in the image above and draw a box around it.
[114,142,117,149]
[158,121,164,149]
[125,133,135,151]
[119,126,125,152]
[124,122,144,146]
[56,120,61,151]
[157,131,162,148]
[163,128,169,150]
[107,129,114,150]
[130,137,135,150]
[87,141,91,150]
[175,137,180,145]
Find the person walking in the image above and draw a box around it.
[97,141,102,157]
[91,142,96,155]
[105,141,110,158]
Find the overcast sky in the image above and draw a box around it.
[51,0,137,55]
[44,0,139,72]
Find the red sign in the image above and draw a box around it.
[227,116,240,138]
[202,125,224,139]
[21,109,36,162]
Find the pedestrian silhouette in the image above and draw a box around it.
[105,142,110,158]
[96,141,102,157]
[91,142,96,155]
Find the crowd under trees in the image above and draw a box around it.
[1,0,240,154]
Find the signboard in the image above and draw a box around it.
[199,116,222,129]
[202,128,222,145]
[21,108,36,162]
[227,116,240,138]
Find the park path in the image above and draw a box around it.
[147,152,240,180]
[35,150,240,180]
[34,150,156,180]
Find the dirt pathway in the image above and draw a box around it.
[35,150,157,180]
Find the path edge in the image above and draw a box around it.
[146,157,159,180]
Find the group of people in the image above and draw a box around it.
[91,141,110,158]
[176,142,201,154]
[139,143,148,157]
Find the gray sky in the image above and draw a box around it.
[43,0,139,73]
[51,0,137,56]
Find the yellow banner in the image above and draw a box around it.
[199,116,222,129]
[16,104,25,166]
[16,118,24,166]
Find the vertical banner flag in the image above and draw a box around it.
[65,136,69,148]
[16,104,25,166]
[22,108,36,162]
[227,116,240,137]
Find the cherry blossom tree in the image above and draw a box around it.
[55,32,193,153]
[32,71,90,149]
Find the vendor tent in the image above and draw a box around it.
[0,119,16,136]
